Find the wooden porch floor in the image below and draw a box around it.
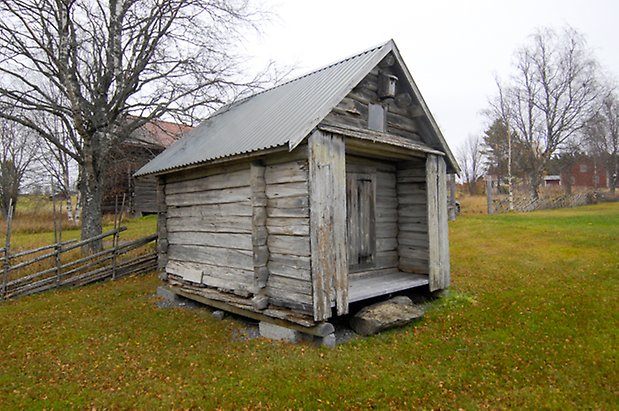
[348,270,429,303]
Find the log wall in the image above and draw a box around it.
[264,157,313,312]
[164,165,254,295]
[397,158,430,274]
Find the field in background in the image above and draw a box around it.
[457,193,488,215]
[0,202,616,408]
[0,195,156,251]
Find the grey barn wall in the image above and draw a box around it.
[159,149,314,316]
[263,156,313,312]
[397,158,430,274]
[164,164,255,293]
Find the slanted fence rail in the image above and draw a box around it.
[0,227,157,301]
[491,191,598,214]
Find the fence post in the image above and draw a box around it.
[486,176,494,215]
[111,193,126,280]
[1,199,13,299]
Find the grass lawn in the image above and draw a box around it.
[0,203,617,409]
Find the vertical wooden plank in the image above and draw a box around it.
[437,156,450,288]
[426,155,439,289]
[331,135,348,316]
[251,161,270,295]
[309,130,348,321]
[426,155,450,291]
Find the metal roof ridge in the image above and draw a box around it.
[206,40,393,122]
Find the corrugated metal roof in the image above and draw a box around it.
[135,41,393,176]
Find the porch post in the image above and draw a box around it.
[426,154,450,291]
[308,130,348,321]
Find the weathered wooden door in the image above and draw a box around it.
[346,173,376,271]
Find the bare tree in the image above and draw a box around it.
[0,116,40,218]
[457,135,485,195]
[37,114,80,222]
[492,27,600,200]
[585,90,619,194]
[0,0,272,251]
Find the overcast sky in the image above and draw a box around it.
[244,0,618,150]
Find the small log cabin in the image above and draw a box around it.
[136,40,460,329]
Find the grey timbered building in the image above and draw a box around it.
[136,40,459,330]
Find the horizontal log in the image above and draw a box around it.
[376,170,396,184]
[398,235,429,248]
[168,244,253,271]
[267,235,311,257]
[268,254,311,281]
[165,161,249,185]
[266,285,313,306]
[166,169,250,195]
[346,155,397,173]
[398,206,427,218]
[399,215,428,226]
[267,274,312,295]
[265,181,308,199]
[397,184,426,195]
[266,206,309,218]
[377,237,398,252]
[266,217,309,236]
[167,216,252,234]
[167,232,252,251]
[264,161,308,184]
[397,177,426,185]
[166,186,251,207]
[166,260,253,291]
[399,258,429,274]
[387,110,419,133]
[376,197,397,210]
[374,251,399,270]
[376,222,398,239]
[399,248,430,260]
[398,196,427,205]
[267,195,308,209]
[167,202,251,218]
[376,208,397,223]
[170,285,320,329]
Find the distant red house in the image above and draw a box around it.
[560,157,608,189]
[103,118,192,214]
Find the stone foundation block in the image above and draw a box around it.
[156,286,180,302]
[259,321,302,342]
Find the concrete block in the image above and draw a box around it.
[156,286,180,302]
[259,321,302,342]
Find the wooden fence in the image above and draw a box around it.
[491,191,597,213]
[0,227,157,300]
